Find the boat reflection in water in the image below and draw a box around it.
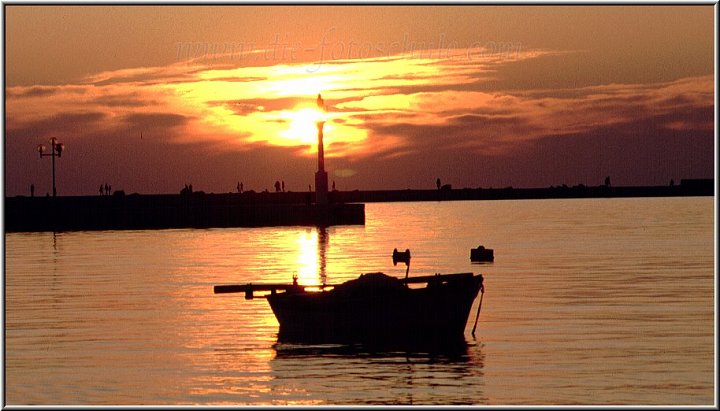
[215,238,485,349]
[272,338,472,361]
[269,340,487,405]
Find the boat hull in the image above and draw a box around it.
[267,272,483,344]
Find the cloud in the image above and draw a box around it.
[5,46,548,156]
[120,112,192,134]
[6,111,108,140]
[91,93,160,108]
[4,44,713,196]
[208,97,302,115]
[360,74,713,154]
[6,85,90,98]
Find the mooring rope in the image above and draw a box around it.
[471,284,485,338]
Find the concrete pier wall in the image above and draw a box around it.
[4,179,712,232]
[5,192,365,232]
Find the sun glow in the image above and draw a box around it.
[7,48,561,167]
[278,107,331,145]
[152,56,467,157]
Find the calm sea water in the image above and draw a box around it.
[4,198,715,405]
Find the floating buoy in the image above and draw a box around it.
[470,245,494,262]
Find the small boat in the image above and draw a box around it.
[470,245,494,262]
[214,249,485,345]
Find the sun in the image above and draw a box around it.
[278,106,331,145]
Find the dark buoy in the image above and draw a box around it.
[470,245,494,262]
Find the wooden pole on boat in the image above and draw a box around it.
[471,284,485,338]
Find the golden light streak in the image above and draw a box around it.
[295,230,320,286]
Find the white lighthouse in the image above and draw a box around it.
[314,94,329,205]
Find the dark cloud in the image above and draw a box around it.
[6,85,88,98]
[85,65,208,86]
[448,114,527,126]
[350,73,714,177]
[331,108,714,192]
[6,111,108,139]
[120,113,192,134]
[372,80,489,97]
[363,110,536,157]
[6,86,57,98]
[349,111,420,123]
[201,76,267,83]
[653,104,714,131]
[208,97,302,116]
[92,93,157,107]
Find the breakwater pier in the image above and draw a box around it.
[4,179,712,233]
[5,191,365,232]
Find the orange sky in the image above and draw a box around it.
[3,5,715,196]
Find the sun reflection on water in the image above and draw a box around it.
[295,229,320,286]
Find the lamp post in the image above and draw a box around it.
[37,137,64,197]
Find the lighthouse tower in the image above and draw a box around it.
[315,94,329,205]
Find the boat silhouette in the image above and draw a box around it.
[214,249,485,345]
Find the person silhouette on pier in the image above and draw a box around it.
[275,180,281,192]
[30,184,34,197]
[99,184,104,195]
[282,180,285,192]
[237,182,241,193]
[436,178,441,190]
[332,181,336,191]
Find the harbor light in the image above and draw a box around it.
[315,94,329,205]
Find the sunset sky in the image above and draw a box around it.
[4,5,715,196]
